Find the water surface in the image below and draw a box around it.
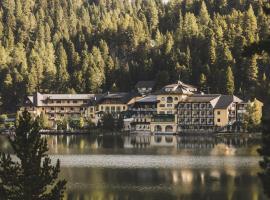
[0,134,266,200]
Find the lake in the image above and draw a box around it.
[0,134,267,200]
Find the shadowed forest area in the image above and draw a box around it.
[0,0,270,111]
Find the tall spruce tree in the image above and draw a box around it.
[0,111,66,200]
[225,66,235,95]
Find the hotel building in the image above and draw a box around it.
[20,81,262,133]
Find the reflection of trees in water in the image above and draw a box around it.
[41,134,262,153]
[62,167,264,200]
[177,135,259,149]
[123,134,260,150]
[97,135,124,149]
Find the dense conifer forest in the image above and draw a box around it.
[0,0,269,111]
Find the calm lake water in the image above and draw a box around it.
[0,134,267,200]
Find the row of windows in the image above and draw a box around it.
[100,106,126,111]
[179,118,214,124]
[159,111,175,114]
[47,100,88,104]
[160,96,179,103]
[179,111,213,116]
[49,113,81,118]
[178,103,212,109]
[159,104,177,108]
[48,107,85,111]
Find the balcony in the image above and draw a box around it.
[152,114,175,122]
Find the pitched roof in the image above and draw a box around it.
[98,92,138,104]
[184,94,220,103]
[156,81,198,95]
[135,81,156,89]
[30,92,97,106]
[214,95,242,109]
[136,95,158,103]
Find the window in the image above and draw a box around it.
[111,106,115,111]
[123,106,126,110]
[167,104,173,107]
[67,100,70,103]
[80,107,84,111]
[73,100,77,104]
[70,107,74,111]
[159,104,165,107]
[174,97,178,101]
[217,111,221,115]
[51,107,55,110]
[51,114,54,117]
[101,106,104,111]
[165,125,173,132]
[83,100,87,104]
[161,97,165,101]
[61,114,64,117]
[117,106,121,111]
[56,100,61,104]
[217,119,221,122]
[61,107,64,111]
[167,96,173,103]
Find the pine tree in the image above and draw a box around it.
[56,42,69,92]
[247,55,258,85]
[225,66,235,95]
[199,1,210,26]
[0,111,66,200]
[243,5,258,44]
[199,73,207,90]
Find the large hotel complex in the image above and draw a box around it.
[20,80,263,134]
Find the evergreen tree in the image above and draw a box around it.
[0,111,66,200]
[199,73,207,90]
[199,1,210,26]
[56,43,69,92]
[247,55,258,85]
[225,66,235,95]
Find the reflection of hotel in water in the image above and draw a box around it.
[124,135,253,149]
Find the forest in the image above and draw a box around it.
[0,0,269,111]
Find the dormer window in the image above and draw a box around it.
[165,88,173,92]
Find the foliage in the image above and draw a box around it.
[85,117,96,130]
[0,0,270,111]
[0,110,66,200]
[0,114,7,123]
[37,112,51,129]
[243,99,263,132]
[56,118,68,131]
[68,117,84,130]
[116,115,124,131]
[258,106,270,198]
[101,113,115,131]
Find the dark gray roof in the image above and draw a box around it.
[98,92,138,104]
[135,81,155,89]
[183,94,220,103]
[214,95,242,109]
[136,95,158,103]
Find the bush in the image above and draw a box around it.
[0,114,8,123]
[101,113,115,131]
